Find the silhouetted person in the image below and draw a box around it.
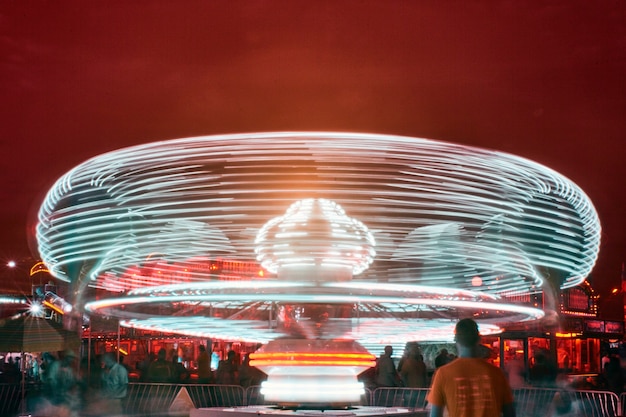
[428,318,515,417]
[528,349,557,388]
[599,356,624,394]
[1,356,20,383]
[98,352,128,415]
[376,345,401,387]
[435,348,451,368]
[147,348,176,383]
[504,352,527,389]
[400,349,428,388]
[138,352,156,381]
[216,350,239,385]
[197,344,212,383]
[170,349,190,383]
[45,349,81,417]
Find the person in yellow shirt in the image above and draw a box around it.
[427,318,515,417]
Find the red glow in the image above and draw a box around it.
[249,351,376,367]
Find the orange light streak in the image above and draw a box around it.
[249,352,376,367]
[250,360,375,367]
[43,300,65,315]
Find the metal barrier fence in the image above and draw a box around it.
[123,384,246,414]
[123,384,372,412]
[1,382,622,417]
[181,384,245,408]
[371,387,429,409]
[511,387,619,417]
[124,383,185,415]
[568,389,620,417]
[370,387,621,417]
[0,383,21,417]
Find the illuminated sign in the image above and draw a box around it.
[564,288,590,311]
[584,320,604,333]
[605,321,624,334]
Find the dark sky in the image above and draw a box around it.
[1,1,625,317]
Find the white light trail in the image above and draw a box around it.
[37,132,599,345]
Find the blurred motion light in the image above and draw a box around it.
[255,198,375,281]
[250,339,375,406]
[38,132,600,364]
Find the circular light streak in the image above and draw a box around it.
[84,279,544,350]
[38,132,599,347]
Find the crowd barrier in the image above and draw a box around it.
[124,383,185,415]
[122,384,622,416]
[0,382,622,417]
[555,388,619,417]
[371,386,620,417]
[620,392,626,417]
[0,383,21,417]
[371,387,428,408]
[514,387,620,417]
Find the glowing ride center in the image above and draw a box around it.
[36,132,600,406]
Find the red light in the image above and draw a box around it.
[249,352,376,367]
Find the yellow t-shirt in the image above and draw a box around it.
[427,357,514,417]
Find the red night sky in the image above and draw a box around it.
[1,2,625,318]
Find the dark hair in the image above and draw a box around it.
[454,318,480,347]
[157,348,167,359]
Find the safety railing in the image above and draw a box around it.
[512,387,620,417]
[4,382,622,416]
[371,387,621,417]
[124,383,182,415]
[122,383,245,414]
[183,384,245,408]
[511,387,558,417]
[0,383,21,417]
[371,387,429,409]
[570,389,620,417]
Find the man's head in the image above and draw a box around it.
[62,349,77,364]
[157,348,167,361]
[454,318,480,347]
[102,352,116,368]
[384,345,393,356]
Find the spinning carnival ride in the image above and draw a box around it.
[36,132,600,405]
